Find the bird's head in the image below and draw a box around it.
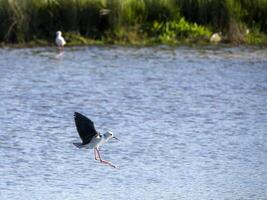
[104,131,120,141]
[56,31,62,36]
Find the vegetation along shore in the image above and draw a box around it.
[0,0,267,46]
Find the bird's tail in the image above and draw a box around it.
[73,143,84,148]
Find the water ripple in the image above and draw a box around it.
[0,46,267,200]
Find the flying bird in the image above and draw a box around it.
[73,112,119,168]
[55,31,66,52]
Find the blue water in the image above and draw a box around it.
[0,46,267,200]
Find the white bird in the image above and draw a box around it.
[55,31,66,52]
[210,32,222,43]
[73,112,119,168]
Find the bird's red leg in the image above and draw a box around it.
[96,148,117,168]
[94,148,99,160]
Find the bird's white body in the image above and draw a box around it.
[55,31,66,47]
[77,133,113,149]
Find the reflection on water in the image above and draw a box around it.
[0,46,267,200]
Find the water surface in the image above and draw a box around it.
[0,45,267,200]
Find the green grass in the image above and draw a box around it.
[0,0,266,46]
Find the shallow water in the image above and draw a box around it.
[0,45,267,200]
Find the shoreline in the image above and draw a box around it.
[1,34,266,49]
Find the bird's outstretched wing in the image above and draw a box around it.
[74,112,98,144]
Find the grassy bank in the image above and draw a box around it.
[0,0,267,46]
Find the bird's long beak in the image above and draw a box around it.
[113,136,120,141]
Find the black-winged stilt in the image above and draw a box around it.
[73,112,119,168]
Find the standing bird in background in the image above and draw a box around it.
[73,112,120,168]
[55,31,66,52]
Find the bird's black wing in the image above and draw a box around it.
[74,112,98,144]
